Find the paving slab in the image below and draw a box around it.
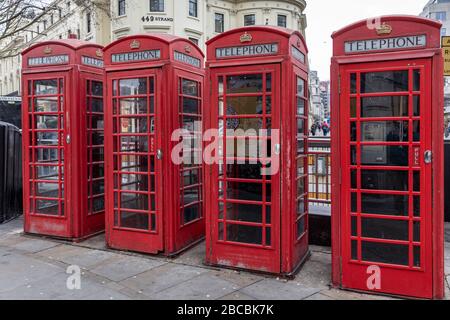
[119,263,208,296]
[73,234,107,250]
[150,273,238,300]
[9,238,59,253]
[304,292,335,300]
[81,287,132,300]
[319,288,396,300]
[294,259,330,290]
[90,255,167,282]
[172,241,205,267]
[0,252,63,293]
[52,247,120,270]
[206,269,265,288]
[219,292,257,300]
[239,278,321,300]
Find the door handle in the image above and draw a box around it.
[274,144,281,155]
[66,134,71,144]
[424,150,432,164]
[156,149,163,160]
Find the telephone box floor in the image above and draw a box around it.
[0,217,448,300]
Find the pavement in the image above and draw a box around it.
[0,216,449,300]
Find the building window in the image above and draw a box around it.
[50,14,54,24]
[188,37,199,45]
[189,0,198,17]
[43,20,47,30]
[36,24,40,34]
[277,14,287,28]
[215,13,224,33]
[244,14,256,26]
[436,11,446,21]
[118,0,126,16]
[442,28,447,36]
[150,0,164,12]
[86,12,92,33]
[58,8,62,19]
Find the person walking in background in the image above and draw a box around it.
[322,120,329,136]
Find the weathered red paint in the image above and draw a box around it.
[21,40,105,240]
[103,34,205,256]
[205,26,310,275]
[331,16,444,299]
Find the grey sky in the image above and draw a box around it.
[305,0,429,80]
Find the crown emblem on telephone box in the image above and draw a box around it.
[96,49,103,57]
[130,40,141,49]
[43,46,52,54]
[240,32,252,43]
[376,23,393,35]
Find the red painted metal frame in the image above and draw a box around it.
[331,16,444,299]
[205,26,310,275]
[103,34,205,256]
[21,40,105,240]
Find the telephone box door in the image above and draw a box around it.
[209,64,281,273]
[107,69,164,253]
[24,73,72,236]
[339,59,433,298]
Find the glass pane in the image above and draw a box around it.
[120,211,148,230]
[226,182,264,202]
[119,136,148,153]
[227,74,263,94]
[182,79,199,96]
[36,131,59,146]
[361,96,408,117]
[351,193,357,212]
[351,216,357,236]
[120,117,147,133]
[120,98,147,114]
[350,73,357,94]
[35,115,58,129]
[119,155,148,172]
[413,70,421,91]
[351,170,357,189]
[361,193,408,216]
[266,74,272,92]
[362,242,408,266]
[35,97,58,112]
[183,204,200,224]
[414,222,420,242]
[226,96,263,115]
[413,96,420,116]
[413,171,420,192]
[183,187,200,205]
[34,79,58,95]
[120,193,148,210]
[119,78,147,96]
[297,216,306,238]
[297,98,305,116]
[226,203,263,223]
[183,98,200,114]
[36,199,59,215]
[413,121,420,141]
[36,182,59,198]
[226,224,262,245]
[351,240,358,260]
[361,170,408,191]
[360,71,408,93]
[91,98,103,113]
[350,98,357,118]
[414,195,420,217]
[225,164,263,180]
[361,146,409,166]
[362,218,409,241]
[297,77,305,96]
[350,122,356,141]
[297,197,306,216]
[120,174,149,192]
[92,81,103,96]
[361,121,409,142]
[414,247,421,267]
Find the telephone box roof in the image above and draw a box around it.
[22,39,103,55]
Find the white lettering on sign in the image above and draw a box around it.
[174,51,201,68]
[28,55,69,66]
[216,43,278,59]
[292,46,305,63]
[81,56,104,68]
[345,35,426,53]
[111,50,161,63]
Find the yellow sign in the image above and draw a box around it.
[443,37,450,76]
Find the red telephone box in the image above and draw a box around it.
[21,40,105,240]
[103,35,205,255]
[331,16,445,299]
[205,27,310,275]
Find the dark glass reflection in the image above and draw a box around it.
[361,71,408,93]
[227,74,263,94]
[361,193,408,216]
[226,182,266,202]
[361,218,409,241]
[119,78,147,96]
[226,224,262,245]
[361,242,409,266]
[120,211,149,230]
[350,73,357,94]
[225,203,263,223]
[361,146,409,166]
[361,170,408,191]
